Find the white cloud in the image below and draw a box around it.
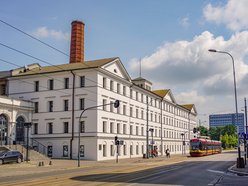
[128,30,248,118]
[203,0,248,31]
[32,27,69,41]
[179,17,190,28]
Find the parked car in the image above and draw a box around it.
[0,150,23,164]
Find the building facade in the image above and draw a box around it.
[0,96,33,146]
[1,20,197,160]
[209,113,244,133]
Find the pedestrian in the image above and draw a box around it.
[166,148,170,158]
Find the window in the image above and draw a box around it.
[136,126,139,135]
[141,94,143,102]
[80,121,85,133]
[130,125,133,135]
[110,101,114,112]
[141,127,144,136]
[117,123,120,134]
[64,78,69,89]
[136,109,139,118]
[47,146,53,157]
[110,145,114,156]
[64,122,69,133]
[63,145,68,157]
[80,76,85,87]
[33,123,38,134]
[130,107,133,117]
[34,81,39,92]
[80,98,85,110]
[48,123,53,134]
[151,113,153,121]
[123,86,126,96]
[48,101,53,112]
[110,122,114,133]
[123,105,126,115]
[130,89,133,99]
[103,121,107,133]
[110,80,114,91]
[103,77,106,88]
[34,102,39,113]
[103,144,107,157]
[49,79,54,90]
[124,145,127,155]
[117,83,120,94]
[136,92,138,101]
[102,99,107,111]
[141,110,144,119]
[80,145,85,157]
[64,100,69,111]
[123,124,126,134]
[136,145,139,155]
[130,145,133,155]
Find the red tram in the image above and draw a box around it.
[190,138,222,157]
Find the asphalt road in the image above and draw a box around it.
[1,151,246,186]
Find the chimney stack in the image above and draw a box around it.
[70,20,85,63]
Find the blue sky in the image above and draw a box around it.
[2,0,248,126]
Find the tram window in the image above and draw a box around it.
[199,143,203,150]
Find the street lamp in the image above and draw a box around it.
[24,122,32,162]
[78,100,120,167]
[208,49,243,168]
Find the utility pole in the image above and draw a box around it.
[245,98,248,160]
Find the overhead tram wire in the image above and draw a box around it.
[0,19,69,57]
[0,19,117,91]
[0,41,119,94]
[0,42,103,97]
[0,58,99,104]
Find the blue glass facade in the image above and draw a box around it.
[209,113,244,133]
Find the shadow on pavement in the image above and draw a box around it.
[70,160,236,185]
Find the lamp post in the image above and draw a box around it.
[77,100,120,167]
[24,122,32,162]
[208,49,242,168]
[181,133,185,155]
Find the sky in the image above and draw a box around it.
[1,0,248,127]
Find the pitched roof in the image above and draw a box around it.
[132,77,152,84]
[180,104,194,111]
[152,89,170,98]
[12,57,118,77]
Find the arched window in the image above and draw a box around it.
[16,116,25,142]
[0,114,8,145]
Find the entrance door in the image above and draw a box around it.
[0,114,8,145]
[16,116,25,142]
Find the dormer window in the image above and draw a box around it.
[114,69,117,73]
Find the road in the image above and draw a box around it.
[1,151,246,186]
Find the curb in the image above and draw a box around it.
[228,164,248,176]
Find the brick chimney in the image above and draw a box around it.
[70,20,85,63]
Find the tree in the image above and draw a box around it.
[209,127,222,140]
[198,126,208,136]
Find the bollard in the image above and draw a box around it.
[49,161,52,165]
[41,161,44,166]
[38,162,42,166]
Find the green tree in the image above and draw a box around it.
[209,127,222,140]
[198,126,208,136]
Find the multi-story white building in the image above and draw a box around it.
[1,20,197,160]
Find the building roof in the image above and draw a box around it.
[132,77,152,85]
[180,104,194,110]
[152,89,170,98]
[12,57,118,77]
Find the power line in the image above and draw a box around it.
[0,19,121,92]
[0,19,69,57]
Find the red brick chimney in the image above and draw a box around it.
[70,20,85,63]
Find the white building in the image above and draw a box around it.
[1,20,197,160]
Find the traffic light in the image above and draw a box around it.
[114,100,120,108]
[193,128,197,133]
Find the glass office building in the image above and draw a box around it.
[209,113,244,133]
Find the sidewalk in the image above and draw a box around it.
[0,154,188,178]
[229,163,248,176]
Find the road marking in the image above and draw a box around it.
[207,169,225,174]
